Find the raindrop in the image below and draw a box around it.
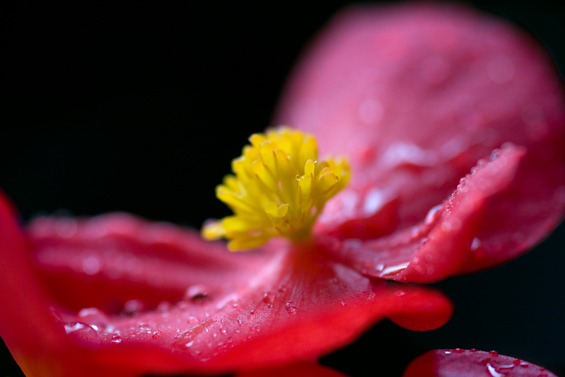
[489,350,499,358]
[77,307,109,329]
[152,331,162,339]
[185,341,194,348]
[122,299,145,316]
[444,350,452,355]
[185,284,209,301]
[157,301,171,313]
[138,323,151,332]
[285,302,297,314]
[111,334,122,344]
[187,316,199,324]
[262,291,276,305]
[64,322,97,338]
[453,348,464,353]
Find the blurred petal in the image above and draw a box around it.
[403,349,557,377]
[277,3,565,273]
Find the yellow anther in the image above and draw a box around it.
[202,127,350,250]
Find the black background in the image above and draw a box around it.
[1,1,564,376]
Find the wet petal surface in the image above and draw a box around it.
[403,349,557,377]
[322,144,536,282]
[19,211,452,375]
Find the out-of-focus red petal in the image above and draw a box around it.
[0,191,87,377]
[403,349,557,377]
[21,212,452,375]
[322,144,529,283]
[277,3,565,271]
[236,362,350,377]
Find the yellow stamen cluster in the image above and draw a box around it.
[202,127,350,251]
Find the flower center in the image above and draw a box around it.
[202,127,350,250]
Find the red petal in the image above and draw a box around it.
[277,3,565,268]
[15,212,453,375]
[323,145,533,282]
[0,191,88,376]
[403,349,557,377]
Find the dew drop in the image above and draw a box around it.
[262,291,276,305]
[77,307,109,329]
[152,331,162,339]
[453,348,464,353]
[111,334,122,344]
[285,302,297,314]
[122,299,145,316]
[185,284,209,301]
[157,301,171,313]
[489,350,499,358]
[187,316,199,324]
[185,341,194,348]
[444,350,452,355]
[138,323,151,332]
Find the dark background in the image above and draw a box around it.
[1,1,564,376]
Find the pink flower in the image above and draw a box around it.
[1,3,563,377]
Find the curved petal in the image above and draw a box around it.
[403,349,557,377]
[322,144,539,282]
[0,192,87,377]
[276,3,565,267]
[9,209,453,376]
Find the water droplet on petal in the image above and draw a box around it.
[122,299,145,316]
[152,331,162,339]
[111,334,122,344]
[262,291,276,305]
[285,302,297,314]
[187,316,199,324]
[185,284,209,301]
[489,350,499,358]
